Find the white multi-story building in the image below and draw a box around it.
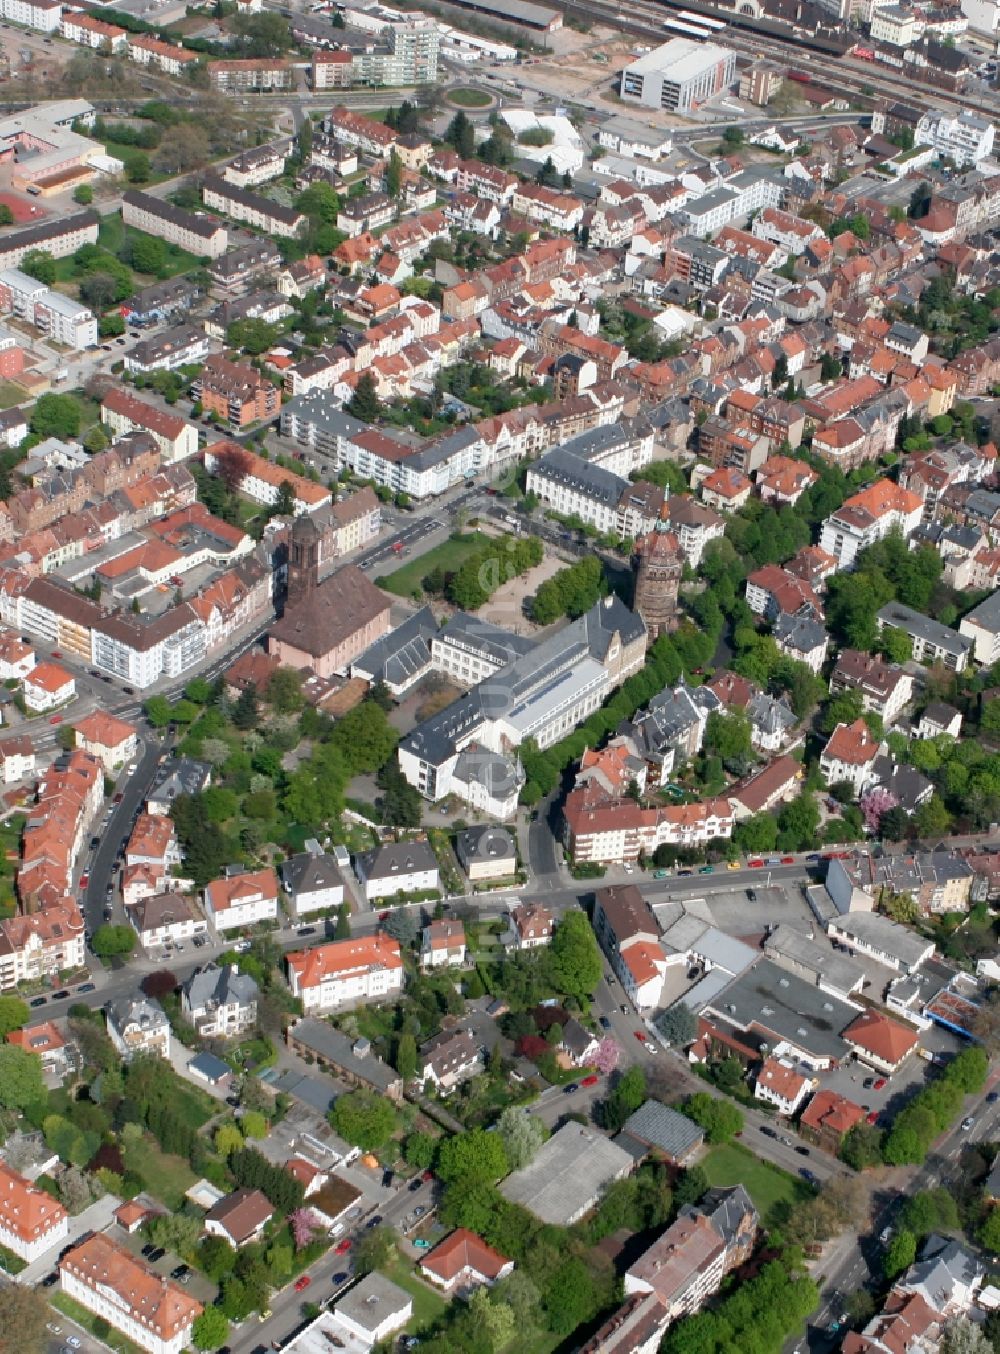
[122,189,228,259]
[92,608,207,689]
[0,1161,68,1262]
[0,904,85,991]
[0,0,61,32]
[202,177,306,239]
[60,1234,202,1354]
[0,268,97,349]
[754,1057,811,1116]
[60,11,128,49]
[125,33,200,75]
[354,840,439,903]
[871,4,917,42]
[101,388,199,462]
[819,718,880,794]
[124,324,208,375]
[878,601,972,671]
[106,995,171,1060]
[203,867,279,932]
[286,935,404,1013]
[819,479,923,570]
[915,109,995,166]
[181,962,258,1039]
[619,37,736,112]
[281,848,345,918]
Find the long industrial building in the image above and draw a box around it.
[619,38,736,112]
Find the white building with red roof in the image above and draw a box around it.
[0,1160,68,1261]
[286,934,403,1013]
[203,867,279,932]
[72,711,137,772]
[420,1228,514,1294]
[22,660,75,712]
[820,718,881,795]
[419,919,466,971]
[843,1009,919,1075]
[754,1056,811,1116]
[60,1232,202,1354]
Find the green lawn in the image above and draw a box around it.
[52,1292,144,1354]
[702,1142,810,1226]
[0,381,24,409]
[375,531,492,597]
[124,1133,197,1210]
[448,87,492,107]
[382,1258,448,1332]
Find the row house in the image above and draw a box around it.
[208,237,282,296]
[122,190,227,259]
[323,106,400,158]
[126,33,199,75]
[510,183,584,232]
[201,177,306,239]
[564,786,734,868]
[203,441,331,515]
[725,389,805,449]
[188,559,271,653]
[60,11,128,49]
[101,389,198,464]
[591,883,667,1011]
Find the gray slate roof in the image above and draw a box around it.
[282,850,346,898]
[183,963,258,1012]
[620,1100,704,1160]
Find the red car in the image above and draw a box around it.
[49,715,62,725]
[580,1074,599,1087]
[873,1077,887,1091]
[293,1276,311,1293]
[378,911,390,921]
[748,859,764,868]
[781,856,794,864]
[634,1030,646,1042]
[866,1111,879,1125]
[421,1170,434,1182]
[51,650,62,659]
[79,872,89,889]
[335,1239,352,1255]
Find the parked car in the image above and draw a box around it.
[408,1178,422,1192]
[149,1248,165,1262]
[293,1276,311,1292]
[335,1238,352,1254]
[580,1074,599,1087]
[332,1272,349,1286]
[759,1125,779,1140]
[366,1215,383,1229]
[29,996,47,1008]
[633,1030,646,1042]
[794,1145,810,1156]
[563,1082,579,1094]
[962,1116,975,1131]
[873,1077,887,1091]
[76,982,95,994]
[598,1016,610,1030]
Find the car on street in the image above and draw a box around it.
[805,853,820,862]
[873,1077,887,1091]
[42,1272,58,1287]
[366,1215,383,1229]
[698,865,713,874]
[634,1030,646,1042]
[293,1276,311,1292]
[749,859,764,868]
[563,1082,579,1094]
[800,1169,818,1184]
[962,1116,975,1130]
[677,869,693,876]
[141,1243,156,1257]
[781,856,794,864]
[408,1178,422,1192]
[335,1238,352,1254]
[52,989,69,1000]
[746,889,757,903]
[654,869,670,878]
[866,1111,879,1125]
[421,1171,434,1182]
[46,1325,62,1336]
[298,927,316,936]
[76,982,95,994]
[79,872,89,888]
[29,996,47,1007]
[759,1125,779,1140]
[581,1074,599,1086]
[49,715,62,724]
[51,650,62,659]
[623,863,633,873]
[149,1247,165,1262]
[598,1016,610,1030]
[794,1145,810,1156]
[413,1205,426,1217]
[332,1272,349,1286]
[988,1091,999,1104]
[727,860,740,869]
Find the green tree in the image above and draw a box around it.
[840,1123,883,1170]
[683,1092,743,1144]
[469,1287,516,1351]
[21,249,57,284]
[436,1128,508,1186]
[348,372,381,423]
[657,1004,697,1047]
[227,318,278,356]
[880,627,912,664]
[497,1106,545,1170]
[704,711,753,767]
[234,9,292,54]
[0,1044,46,1111]
[192,1308,230,1351]
[395,1032,417,1080]
[198,1236,237,1282]
[215,1124,244,1156]
[548,911,602,1000]
[979,1208,1000,1254]
[30,393,81,439]
[403,1131,436,1169]
[445,109,475,158]
[73,183,93,206]
[883,1229,917,1279]
[144,695,173,728]
[233,685,259,731]
[0,1285,49,1354]
[127,234,167,274]
[600,1066,646,1134]
[0,995,30,1038]
[386,147,403,199]
[353,1223,395,1275]
[274,480,296,517]
[148,1213,203,1254]
[330,1089,399,1149]
[91,924,136,957]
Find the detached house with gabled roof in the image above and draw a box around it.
[203,867,279,932]
[420,1229,513,1295]
[843,1008,919,1075]
[420,919,466,970]
[820,718,880,795]
[281,847,346,919]
[353,839,439,903]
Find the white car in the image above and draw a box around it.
[623,863,633,874]
[46,1325,62,1336]
[67,1338,82,1349]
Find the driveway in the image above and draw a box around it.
[20,1195,120,1285]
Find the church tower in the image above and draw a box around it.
[287,513,320,608]
[634,512,683,640]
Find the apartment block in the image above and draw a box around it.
[122,190,228,259]
[201,176,306,239]
[286,935,404,1012]
[195,354,280,430]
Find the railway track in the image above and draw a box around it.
[562,0,1000,119]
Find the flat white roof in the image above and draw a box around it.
[624,36,732,80]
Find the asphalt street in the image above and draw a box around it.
[83,733,165,933]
